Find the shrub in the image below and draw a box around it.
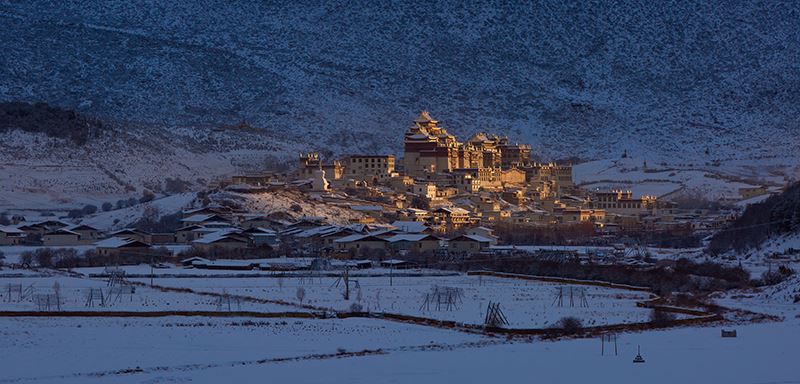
[0,213,9,225]
[139,189,156,204]
[67,209,83,219]
[20,251,33,267]
[554,316,583,334]
[349,303,364,312]
[82,204,98,215]
[102,202,113,212]
[649,309,677,325]
[295,287,306,303]
[761,266,795,286]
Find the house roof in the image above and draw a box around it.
[294,225,341,238]
[386,234,439,243]
[110,228,148,236]
[380,259,409,265]
[0,225,26,234]
[333,234,389,243]
[181,214,229,224]
[95,237,150,249]
[66,224,101,231]
[450,234,493,243]
[192,231,249,244]
[435,206,469,215]
[45,228,80,236]
[390,221,429,233]
[176,224,204,231]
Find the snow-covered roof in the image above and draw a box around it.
[334,234,389,243]
[65,223,100,231]
[295,225,341,238]
[380,259,409,265]
[110,228,147,236]
[181,214,228,223]
[390,221,429,233]
[192,230,248,244]
[435,206,469,215]
[333,234,367,243]
[0,225,25,234]
[452,234,493,243]
[366,229,397,237]
[45,228,80,236]
[386,234,437,243]
[95,237,149,249]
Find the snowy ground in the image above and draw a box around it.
[0,245,190,264]
[573,156,795,201]
[128,274,656,329]
[0,275,300,313]
[0,266,796,383]
[2,316,796,384]
[0,316,488,383]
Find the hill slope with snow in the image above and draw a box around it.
[1,1,799,162]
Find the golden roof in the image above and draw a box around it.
[415,110,438,123]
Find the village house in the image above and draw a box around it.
[333,234,389,252]
[0,226,26,245]
[448,234,493,255]
[502,189,526,206]
[67,224,104,244]
[95,237,152,257]
[390,221,433,234]
[432,206,471,228]
[386,234,442,253]
[412,183,438,200]
[181,213,232,226]
[522,162,574,192]
[397,208,431,222]
[242,227,280,248]
[108,229,151,244]
[591,190,658,216]
[42,228,82,246]
[181,206,231,219]
[175,224,203,243]
[192,231,251,252]
[557,208,606,224]
[299,153,343,180]
[345,155,396,183]
[17,220,69,238]
[464,227,499,245]
[240,215,287,230]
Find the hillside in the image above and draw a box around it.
[710,181,800,254]
[1,1,799,162]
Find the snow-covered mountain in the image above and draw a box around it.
[1,1,798,162]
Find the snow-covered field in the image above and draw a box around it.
[0,274,300,313]
[574,156,796,201]
[0,316,489,383]
[2,316,796,384]
[128,274,655,329]
[0,267,796,383]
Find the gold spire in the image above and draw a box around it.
[415,110,438,124]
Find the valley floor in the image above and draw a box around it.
[0,266,797,383]
[0,317,796,383]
